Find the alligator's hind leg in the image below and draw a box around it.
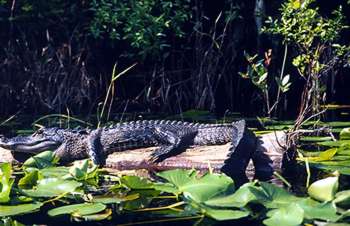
[149,128,192,163]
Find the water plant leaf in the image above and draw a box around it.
[334,190,350,208]
[317,140,350,147]
[0,163,14,203]
[73,208,112,221]
[21,178,81,197]
[340,128,350,140]
[263,203,304,226]
[308,176,339,202]
[0,202,43,217]
[122,190,160,210]
[249,182,300,208]
[204,182,256,208]
[303,148,338,162]
[18,169,41,189]
[300,136,333,142]
[121,175,155,189]
[157,169,234,203]
[93,193,140,204]
[23,151,59,169]
[67,160,99,186]
[297,198,339,221]
[202,206,249,221]
[48,203,106,217]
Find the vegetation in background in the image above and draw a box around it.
[90,0,191,58]
[263,0,350,127]
[241,0,350,119]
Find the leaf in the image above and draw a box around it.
[204,182,257,208]
[68,160,99,186]
[73,208,112,222]
[304,148,337,162]
[157,169,196,190]
[297,198,339,221]
[158,169,234,203]
[0,203,43,217]
[0,163,14,203]
[334,190,350,207]
[93,193,139,204]
[203,206,249,221]
[318,140,350,147]
[300,136,333,142]
[263,203,304,226]
[281,74,290,86]
[121,175,154,189]
[23,151,59,169]
[21,178,81,197]
[308,176,339,202]
[292,0,301,9]
[249,182,300,208]
[340,128,350,140]
[48,203,106,217]
[18,169,41,189]
[257,72,268,84]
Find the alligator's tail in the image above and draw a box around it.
[221,120,274,186]
[193,120,243,145]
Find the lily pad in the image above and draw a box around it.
[263,203,304,226]
[0,202,43,217]
[0,163,14,203]
[340,128,350,140]
[48,203,106,217]
[203,206,249,221]
[308,176,339,202]
[21,178,81,197]
[23,151,59,169]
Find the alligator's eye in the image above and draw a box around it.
[33,128,44,136]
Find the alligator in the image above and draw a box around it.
[0,120,273,183]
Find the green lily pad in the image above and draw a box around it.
[263,203,304,226]
[23,151,59,169]
[308,176,338,202]
[203,206,249,221]
[0,163,14,203]
[121,175,155,189]
[73,208,112,221]
[300,136,333,142]
[18,170,41,189]
[249,182,300,208]
[297,198,339,221]
[204,182,257,208]
[93,193,139,204]
[0,202,43,217]
[334,190,350,207]
[340,128,350,140]
[157,169,234,203]
[48,203,106,217]
[21,178,81,197]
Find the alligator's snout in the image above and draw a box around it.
[0,135,60,153]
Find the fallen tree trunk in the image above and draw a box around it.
[0,131,286,180]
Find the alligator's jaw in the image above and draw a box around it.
[0,137,60,153]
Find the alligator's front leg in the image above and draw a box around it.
[149,128,194,163]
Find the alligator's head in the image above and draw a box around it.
[0,128,65,153]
